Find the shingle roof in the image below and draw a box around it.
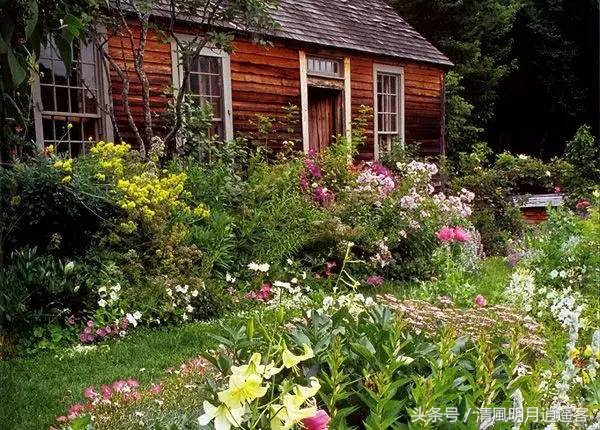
[269,0,452,66]
[147,0,451,66]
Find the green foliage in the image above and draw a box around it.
[0,247,82,345]
[448,144,525,254]
[560,125,600,201]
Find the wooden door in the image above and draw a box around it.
[308,87,343,153]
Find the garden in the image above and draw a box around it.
[1,112,599,429]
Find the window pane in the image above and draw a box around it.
[41,85,55,111]
[307,57,342,77]
[56,87,70,112]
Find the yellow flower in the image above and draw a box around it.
[198,401,245,430]
[270,391,317,430]
[584,345,593,357]
[571,348,580,360]
[218,373,268,408]
[230,353,282,379]
[62,176,72,184]
[46,145,55,154]
[582,371,591,384]
[282,344,314,369]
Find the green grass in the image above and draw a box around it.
[0,319,239,430]
[364,256,513,305]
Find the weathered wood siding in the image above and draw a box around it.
[106,24,444,157]
[230,40,302,150]
[107,26,173,143]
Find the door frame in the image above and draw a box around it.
[299,50,352,153]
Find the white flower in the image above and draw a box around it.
[112,283,121,292]
[225,273,236,283]
[286,258,294,265]
[126,313,139,327]
[191,289,199,297]
[550,270,559,279]
[257,263,270,272]
[273,281,291,289]
[186,305,194,313]
[109,291,119,301]
[291,278,298,284]
[198,401,245,430]
[133,311,142,320]
[98,286,107,294]
[98,299,107,308]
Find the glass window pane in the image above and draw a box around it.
[84,89,97,114]
[53,61,68,86]
[41,85,55,111]
[55,87,70,112]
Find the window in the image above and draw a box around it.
[307,57,342,78]
[374,65,404,157]
[171,40,233,140]
[33,39,108,156]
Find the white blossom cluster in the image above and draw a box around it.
[166,283,200,322]
[97,283,122,309]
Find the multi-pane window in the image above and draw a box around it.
[35,40,104,155]
[375,69,403,153]
[184,55,224,138]
[307,57,342,78]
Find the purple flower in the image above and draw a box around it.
[314,186,334,207]
[304,158,322,178]
[67,315,76,325]
[367,275,384,287]
[474,294,487,308]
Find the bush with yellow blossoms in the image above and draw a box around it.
[52,141,209,273]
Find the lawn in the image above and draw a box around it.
[1,320,228,429]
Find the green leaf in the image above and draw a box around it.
[0,32,8,54]
[7,50,26,86]
[25,0,38,38]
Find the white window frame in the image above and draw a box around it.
[373,64,405,160]
[170,36,233,141]
[32,34,113,153]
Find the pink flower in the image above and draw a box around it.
[302,409,331,430]
[367,275,384,287]
[112,380,127,393]
[257,283,272,301]
[452,227,469,242]
[67,315,76,325]
[149,383,163,395]
[436,226,455,242]
[83,386,98,401]
[56,416,68,423]
[576,198,591,210]
[554,186,562,193]
[101,384,113,400]
[67,403,85,418]
[127,379,140,388]
[474,294,487,308]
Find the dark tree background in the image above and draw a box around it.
[390,0,600,158]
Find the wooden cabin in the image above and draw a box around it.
[32,0,452,160]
